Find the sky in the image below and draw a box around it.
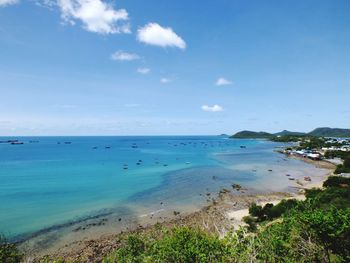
[0,0,350,136]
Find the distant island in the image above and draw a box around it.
[231,131,275,139]
[231,127,350,139]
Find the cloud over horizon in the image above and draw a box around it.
[57,0,130,34]
[201,104,224,112]
[137,23,186,49]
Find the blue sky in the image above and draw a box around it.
[0,0,349,135]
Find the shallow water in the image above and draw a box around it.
[0,136,326,243]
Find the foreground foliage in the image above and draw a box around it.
[103,226,233,263]
[0,235,23,263]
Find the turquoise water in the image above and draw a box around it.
[0,136,317,241]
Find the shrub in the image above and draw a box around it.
[263,199,299,220]
[323,176,350,188]
[242,216,257,232]
[298,207,350,261]
[248,203,264,220]
[0,235,23,263]
[105,227,232,263]
[248,200,299,222]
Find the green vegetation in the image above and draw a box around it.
[274,130,306,136]
[0,235,23,263]
[324,151,350,174]
[324,150,349,159]
[271,135,305,142]
[308,127,350,138]
[271,135,326,149]
[298,136,326,150]
[248,199,299,222]
[231,127,350,139]
[103,176,350,262]
[230,130,273,139]
[334,155,350,174]
[103,227,232,263]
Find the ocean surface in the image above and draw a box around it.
[0,136,325,243]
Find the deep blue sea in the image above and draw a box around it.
[0,136,323,242]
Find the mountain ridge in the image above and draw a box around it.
[231,127,350,138]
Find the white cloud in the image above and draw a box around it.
[57,0,130,34]
[137,23,186,49]
[201,104,224,112]
[137,67,151,74]
[160,77,172,84]
[216,77,232,86]
[111,51,140,61]
[35,0,56,9]
[0,0,19,7]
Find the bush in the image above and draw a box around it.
[248,199,299,222]
[323,176,350,188]
[335,164,350,174]
[242,216,257,232]
[0,235,23,263]
[248,203,264,219]
[298,207,350,261]
[325,151,350,160]
[104,227,232,263]
[113,235,146,262]
[306,181,350,210]
[264,199,298,220]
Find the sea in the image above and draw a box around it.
[0,136,327,246]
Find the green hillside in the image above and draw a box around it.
[230,131,273,139]
[308,127,350,137]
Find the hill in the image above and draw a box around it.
[231,127,350,139]
[274,130,306,136]
[230,130,273,139]
[308,127,350,137]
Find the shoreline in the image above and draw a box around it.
[26,154,336,262]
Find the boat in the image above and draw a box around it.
[11,141,24,145]
[1,140,19,144]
